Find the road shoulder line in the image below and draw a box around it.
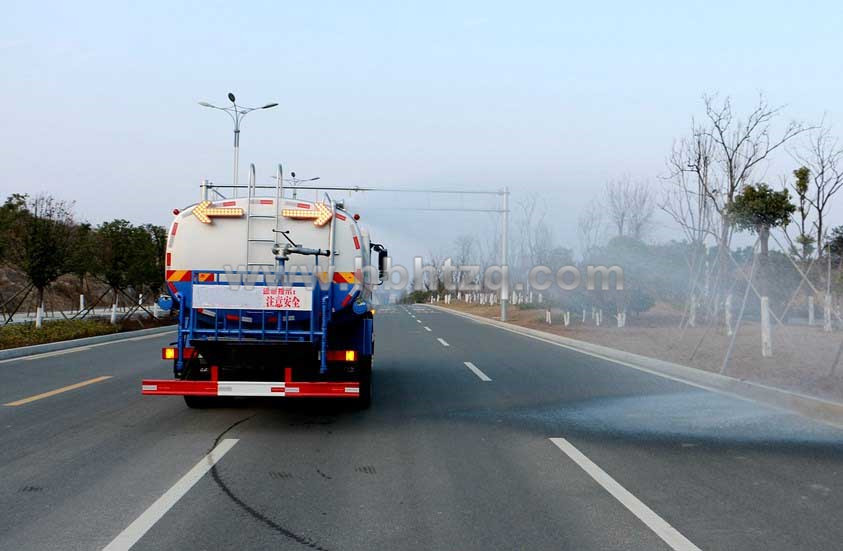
[431,305,843,429]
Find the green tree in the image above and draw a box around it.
[0,194,28,262]
[94,220,137,308]
[791,166,815,260]
[727,183,796,294]
[5,195,76,322]
[140,224,167,297]
[66,222,96,294]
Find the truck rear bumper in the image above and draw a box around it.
[142,379,360,397]
[142,367,360,398]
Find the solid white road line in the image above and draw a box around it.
[437,338,450,347]
[424,326,432,332]
[102,439,239,551]
[463,361,492,382]
[549,438,700,551]
[20,346,92,361]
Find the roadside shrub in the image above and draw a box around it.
[0,319,120,349]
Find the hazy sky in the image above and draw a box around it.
[3,1,842,263]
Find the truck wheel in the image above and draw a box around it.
[357,358,373,409]
[184,395,213,409]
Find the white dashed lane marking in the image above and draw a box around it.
[550,438,700,551]
[463,361,491,381]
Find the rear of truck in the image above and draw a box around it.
[142,193,381,408]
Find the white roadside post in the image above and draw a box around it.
[724,294,733,336]
[688,296,697,327]
[824,294,833,332]
[808,295,815,326]
[760,296,772,357]
[80,294,85,312]
[826,243,833,332]
[110,296,118,325]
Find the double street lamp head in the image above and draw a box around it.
[197,96,278,112]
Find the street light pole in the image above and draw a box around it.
[198,93,278,198]
[501,187,510,321]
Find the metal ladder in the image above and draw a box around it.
[245,164,284,271]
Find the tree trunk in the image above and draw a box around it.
[110,288,119,325]
[758,225,770,298]
[35,287,45,329]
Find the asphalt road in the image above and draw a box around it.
[2,305,843,550]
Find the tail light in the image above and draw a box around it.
[326,350,357,362]
[162,347,197,360]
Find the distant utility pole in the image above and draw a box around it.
[198,92,278,197]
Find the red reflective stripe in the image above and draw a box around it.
[142,380,217,396]
[270,387,284,393]
[167,282,177,295]
[170,222,178,236]
[225,314,239,321]
[285,382,359,397]
[296,203,310,209]
[335,213,346,221]
[222,200,236,206]
[342,295,352,307]
[353,236,360,249]
[166,252,172,266]
[260,199,273,205]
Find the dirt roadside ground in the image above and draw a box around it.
[440,301,843,404]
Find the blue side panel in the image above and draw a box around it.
[362,318,374,356]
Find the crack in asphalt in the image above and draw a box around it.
[209,413,331,551]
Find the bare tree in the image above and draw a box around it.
[661,129,718,326]
[453,234,475,289]
[793,123,843,253]
[701,93,808,251]
[577,198,605,257]
[662,130,716,247]
[604,176,655,240]
[515,196,545,266]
